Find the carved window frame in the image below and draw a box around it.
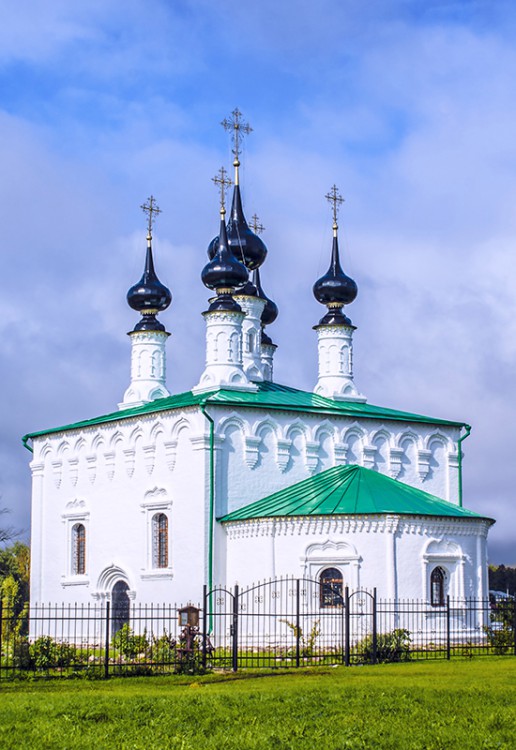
[140,492,173,579]
[61,505,90,585]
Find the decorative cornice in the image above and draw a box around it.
[143,445,155,475]
[417,449,432,481]
[363,444,377,469]
[202,309,246,323]
[51,460,62,488]
[305,441,320,474]
[389,447,404,478]
[244,435,262,468]
[123,448,136,478]
[276,438,292,472]
[223,515,492,540]
[29,462,45,477]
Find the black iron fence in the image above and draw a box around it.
[1,578,514,679]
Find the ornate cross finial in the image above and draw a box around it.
[325,184,345,231]
[221,108,253,164]
[212,166,233,215]
[141,195,162,240]
[250,214,265,234]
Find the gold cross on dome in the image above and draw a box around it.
[325,184,345,229]
[212,166,233,213]
[221,108,253,161]
[250,214,265,234]
[141,195,162,237]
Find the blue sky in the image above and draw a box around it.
[1,1,515,562]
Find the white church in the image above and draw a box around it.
[24,111,493,620]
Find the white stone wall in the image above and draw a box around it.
[29,400,471,609]
[211,406,462,520]
[30,407,209,607]
[223,515,491,601]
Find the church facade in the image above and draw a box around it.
[24,112,492,616]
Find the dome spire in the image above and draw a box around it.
[312,186,365,402]
[221,107,253,187]
[208,108,268,271]
[121,196,172,409]
[201,168,248,312]
[313,185,357,326]
[127,195,171,332]
[212,166,233,218]
[327,183,343,237]
[142,194,162,247]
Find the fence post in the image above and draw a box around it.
[295,578,301,668]
[446,595,451,660]
[202,584,208,671]
[372,588,378,665]
[104,601,110,679]
[344,587,350,666]
[232,585,239,672]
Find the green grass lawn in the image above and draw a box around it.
[0,659,514,749]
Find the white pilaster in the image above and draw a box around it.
[29,461,44,604]
[314,324,366,402]
[194,308,256,392]
[119,330,170,409]
[261,341,277,382]
[233,294,266,382]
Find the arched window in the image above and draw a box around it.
[72,523,86,575]
[430,566,446,606]
[319,567,343,608]
[246,331,255,353]
[112,580,130,635]
[152,513,169,568]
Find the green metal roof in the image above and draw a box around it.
[218,464,492,523]
[22,381,465,444]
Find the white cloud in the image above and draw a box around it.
[1,2,515,562]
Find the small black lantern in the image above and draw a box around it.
[178,605,200,628]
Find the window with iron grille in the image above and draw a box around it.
[152,513,168,568]
[72,523,86,575]
[430,566,446,606]
[319,567,343,607]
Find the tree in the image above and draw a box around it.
[488,565,516,596]
[0,507,18,545]
[1,542,30,641]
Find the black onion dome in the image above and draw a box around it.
[236,279,258,296]
[208,185,267,270]
[202,216,248,293]
[207,233,219,261]
[127,243,171,331]
[253,268,278,326]
[313,234,357,308]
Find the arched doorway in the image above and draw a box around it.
[111,580,130,634]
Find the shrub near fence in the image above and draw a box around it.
[1,580,515,679]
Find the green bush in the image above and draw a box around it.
[356,628,411,663]
[484,600,514,654]
[29,636,59,670]
[150,632,177,664]
[483,625,513,655]
[27,636,85,670]
[111,624,149,659]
